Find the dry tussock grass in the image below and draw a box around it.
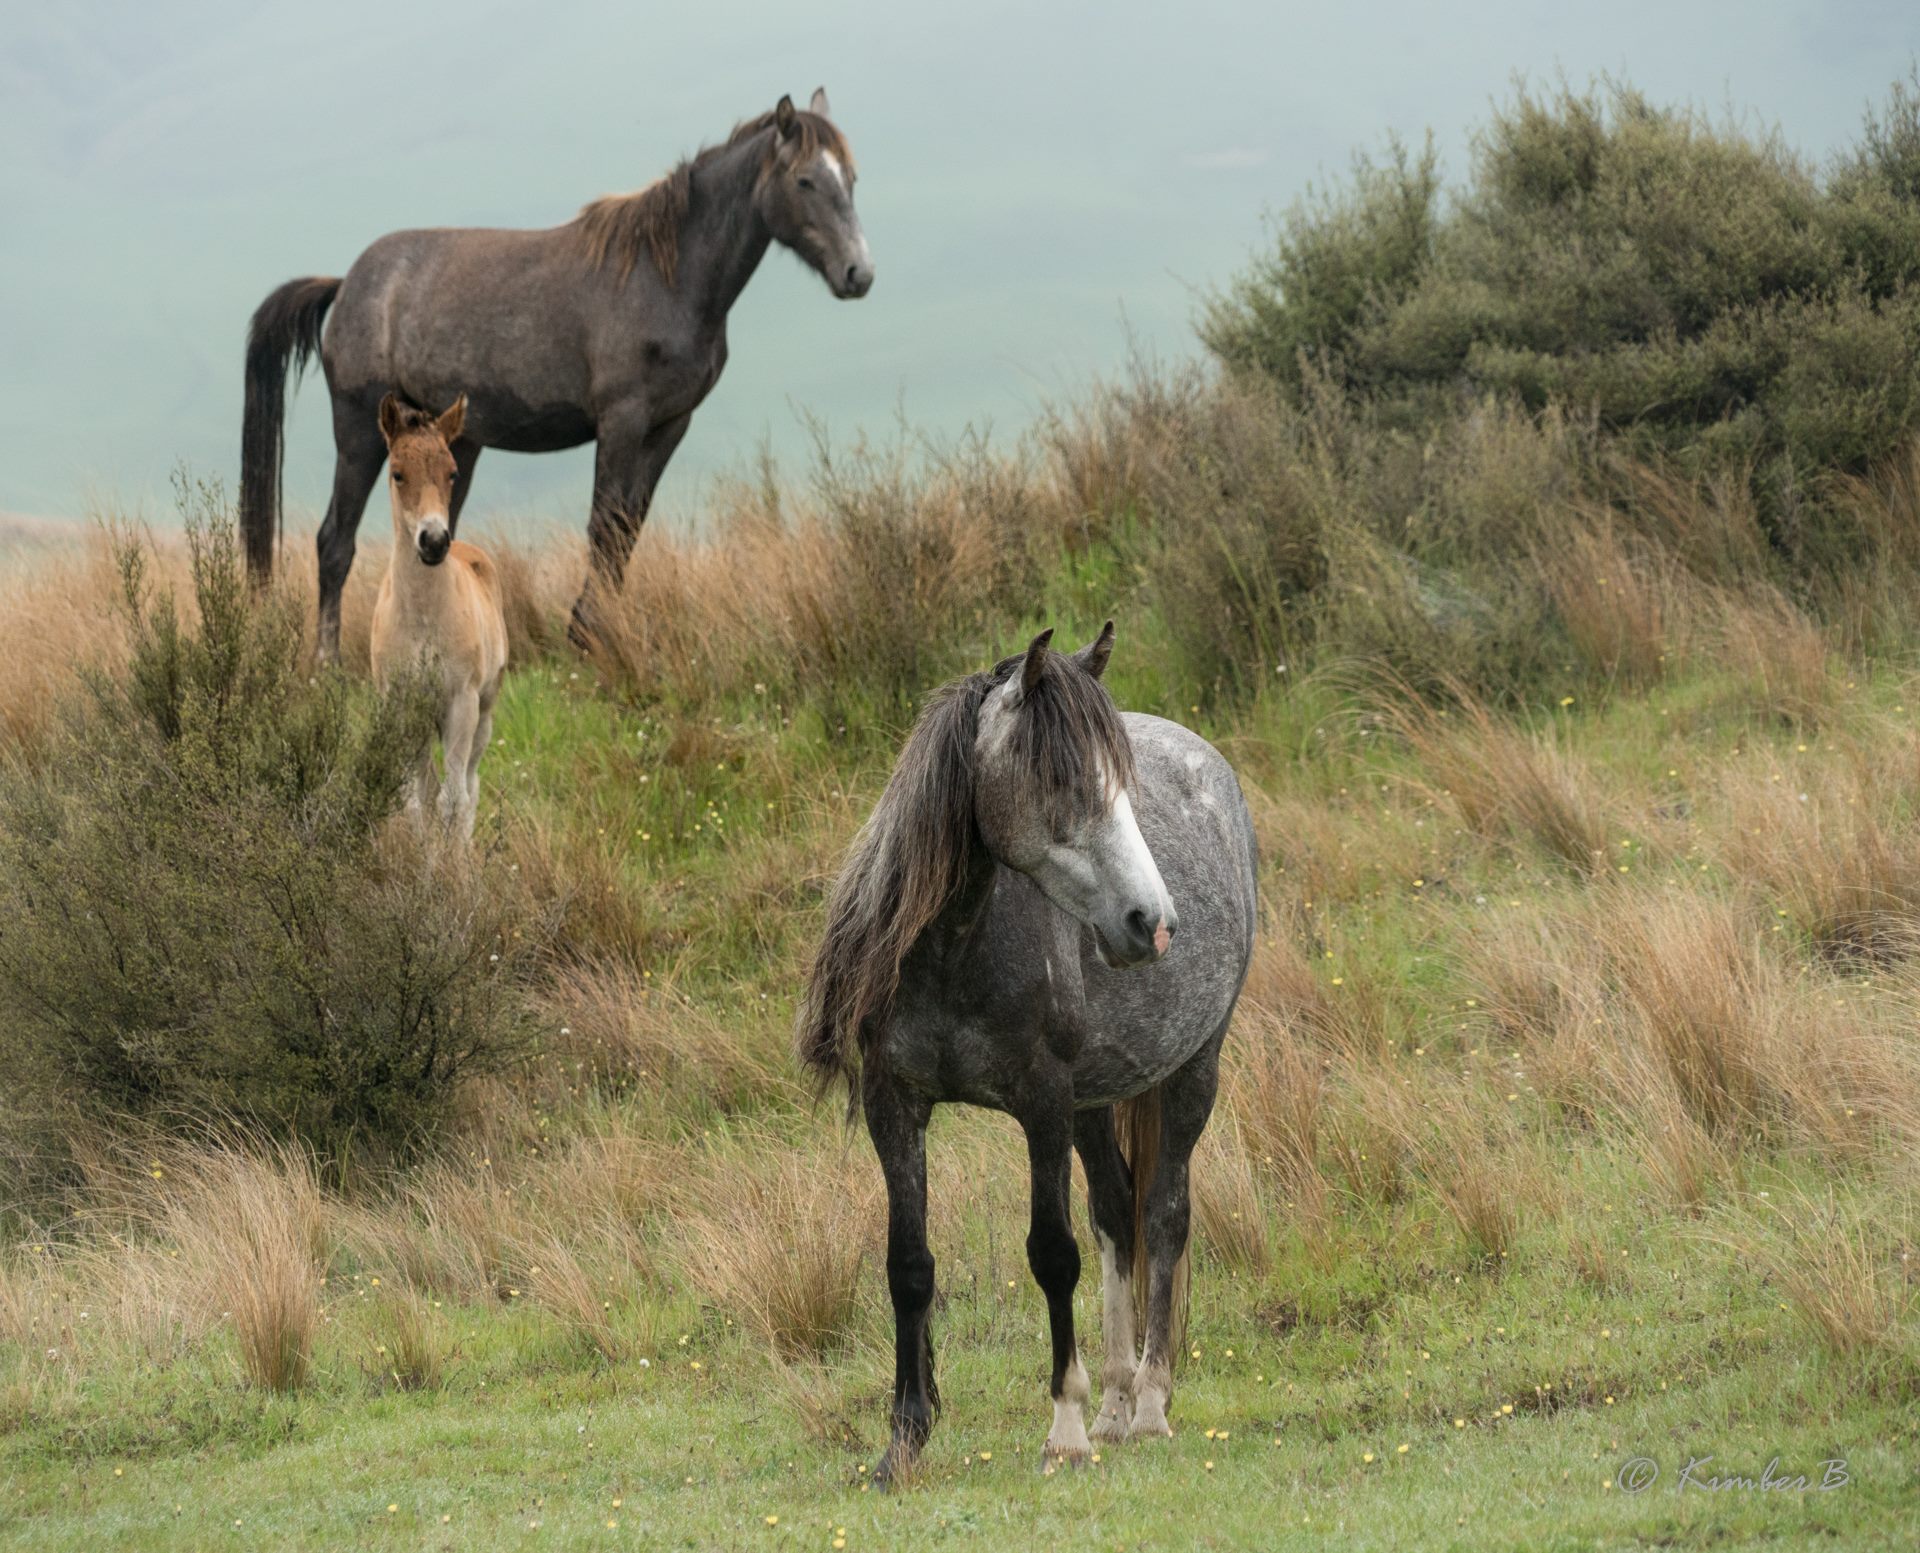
[537,963,789,1107]
[1711,736,1920,959]
[1537,515,1692,687]
[670,1134,878,1357]
[1725,1189,1918,1389]
[1191,1115,1271,1274]
[1391,695,1612,871]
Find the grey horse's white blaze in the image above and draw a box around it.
[1089,1232,1136,1442]
[975,672,1177,969]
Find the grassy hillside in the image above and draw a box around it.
[5,80,1920,1550]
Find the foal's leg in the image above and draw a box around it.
[461,705,493,841]
[437,690,481,836]
[315,398,385,666]
[1074,1107,1137,1443]
[1129,1029,1224,1439]
[865,1077,937,1487]
[1022,1092,1089,1468]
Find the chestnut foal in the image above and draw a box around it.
[370,393,508,839]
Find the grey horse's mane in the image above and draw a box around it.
[797,648,1136,1099]
[574,108,854,287]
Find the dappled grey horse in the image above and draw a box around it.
[799,624,1258,1483]
[238,90,873,660]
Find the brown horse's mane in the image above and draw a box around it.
[796,648,1135,1102]
[573,108,853,287]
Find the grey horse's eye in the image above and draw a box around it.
[796,176,814,191]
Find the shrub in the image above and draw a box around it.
[1203,78,1920,563]
[0,481,538,1178]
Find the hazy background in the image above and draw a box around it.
[3,1,1916,531]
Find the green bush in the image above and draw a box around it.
[1202,75,1920,558]
[0,481,539,1178]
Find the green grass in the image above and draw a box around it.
[6,650,1919,1550]
[5,1140,1912,1550]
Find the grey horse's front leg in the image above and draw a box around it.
[568,408,692,651]
[865,1075,937,1487]
[1074,1107,1137,1443]
[1021,1082,1089,1470]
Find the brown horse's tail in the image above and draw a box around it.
[240,276,340,580]
[1115,1082,1189,1369]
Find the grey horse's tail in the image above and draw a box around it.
[1115,1082,1190,1367]
[240,276,341,580]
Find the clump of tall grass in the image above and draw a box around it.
[670,1136,876,1357]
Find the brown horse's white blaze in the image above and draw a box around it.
[369,394,508,838]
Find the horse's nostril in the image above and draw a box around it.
[1125,907,1153,946]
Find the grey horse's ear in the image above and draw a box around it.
[435,394,467,445]
[775,94,798,138]
[377,393,407,447]
[1073,620,1115,681]
[1018,627,1054,699]
[809,86,832,120]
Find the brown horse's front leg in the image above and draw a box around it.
[568,409,692,652]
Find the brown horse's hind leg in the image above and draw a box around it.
[315,405,385,665]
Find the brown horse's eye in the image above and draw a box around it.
[392,471,405,485]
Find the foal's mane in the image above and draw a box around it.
[574,107,853,287]
[797,649,1135,1101]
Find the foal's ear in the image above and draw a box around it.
[435,394,468,445]
[377,393,407,447]
[775,94,798,138]
[1072,620,1116,681]
[1018,627,1054,699]
[809,86,832,120]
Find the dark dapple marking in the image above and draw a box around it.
[799,624,1258,1483]
[238,89,873,661]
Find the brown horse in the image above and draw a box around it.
[369,394,507,840]
[239,90,873,661]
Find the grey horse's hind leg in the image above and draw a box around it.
[1129,1027,1224,1439]
[1074,1107,1136,1442]
[1021,1094,1089,1468]
[866,1076,938,1487]
[567,409,692,651]
[447,438,482,533]
[314,397,385,665]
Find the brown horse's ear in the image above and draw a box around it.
[435,394,467,445]
[809,86,832,120]
[1019,627,1054,698]
[774,94,798,138]
[1073,620,1116,681]
[377,393,407,447]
